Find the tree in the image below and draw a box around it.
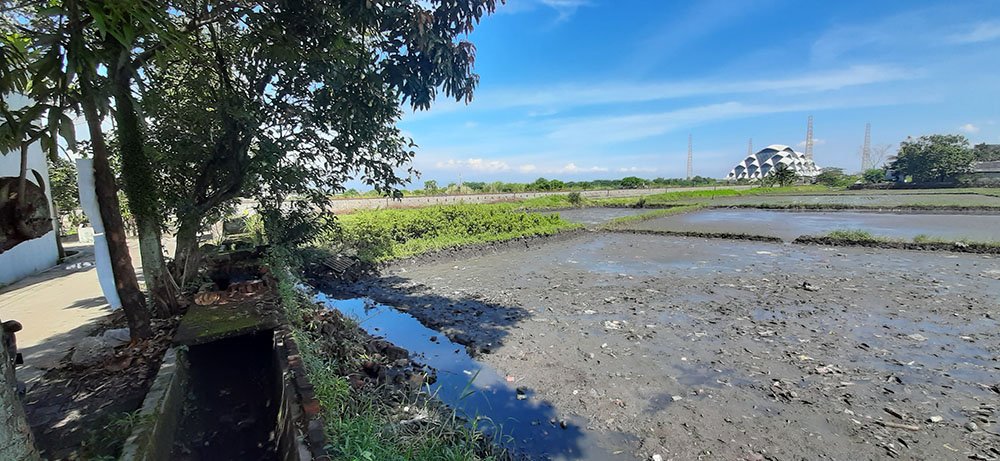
[423,180,439,193]
[814,167,846,187]
[2,0,155,339]
[1,320,39,461]
[973,143,1000,162]
[619,176,646,189]
[892,134,974,183]
[862,168,885,184]
[770,163,798,187]
[47,156,78,217]
[141,0,499,286]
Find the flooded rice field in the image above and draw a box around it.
[626,209,1000,241]
[684,192,1000,208]
[342,232,1000,460]
[543,208,649,226]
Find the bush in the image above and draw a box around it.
[567,192,582,207]
[326,204,577,262]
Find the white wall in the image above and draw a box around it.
[0,94,59,286]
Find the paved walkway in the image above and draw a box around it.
[0,240,142,388]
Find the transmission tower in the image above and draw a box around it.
[686,134,693,179]
[747,138,753,157]
[862,122,872,170]
[805,115,814,160]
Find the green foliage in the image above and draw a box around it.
[48,155,79,213]
[825,229,885,242]
[327,204,579,262]
[619,176,647,189]
[566,192,582,207]
[769,163,798,187]
[862,168,886,184]
[814,168,850,187]
[973,143,1000,162]
[423,180,439,193]
[892,134,975,183]
[78,410,148,460]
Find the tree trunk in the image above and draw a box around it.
[172,216,202,289]
[79,89,153,341]
[0,327,39,461]
[111,69,181,317]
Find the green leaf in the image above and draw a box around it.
[58,113,76,149]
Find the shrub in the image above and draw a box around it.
[567,192,582,207]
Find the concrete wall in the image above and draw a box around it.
[0,94,58,286]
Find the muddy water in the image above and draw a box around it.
[350,233,1000,460]
[314,293,630,460]
[686,192,1000,208]
[628,208,1000,241]
[542,208,648,226]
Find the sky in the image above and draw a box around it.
[398,0,1000,185]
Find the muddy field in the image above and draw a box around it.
[545,208,650,226]
[341,233,1000,460]
[677,192,1000,208]
[628,209,1000,242]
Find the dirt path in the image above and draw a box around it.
[346,233,1000,460]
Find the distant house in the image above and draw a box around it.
[970,161,1000,180]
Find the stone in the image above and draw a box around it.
[101,328,131,347]
[928,415,944,423]
[652,455,664,461]
[965,422,979,432]
[70,336,115,366]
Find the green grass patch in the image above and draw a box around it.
[325,203,580,263]
[824,229,893,242]
[592,185,830,207]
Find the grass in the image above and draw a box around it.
[267,249,503,461]
[824,229,893,242]
[819,230,1000,250]
[324,203,580,263]
[591,185,830,207]
[599,204,703,229]
[78,410,148,460]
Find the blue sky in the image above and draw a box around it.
[399,0,1000,185]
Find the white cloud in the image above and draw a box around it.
[619,166,658,173]
[554,163,608,173]
[797,138,828,147]
[409,65,913,120]
[518,164,537,173]
[947,21,1000,44]
[434,158,510,172]
[498,0,589,21]
[959,123,980,134]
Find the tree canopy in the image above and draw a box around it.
[892,134,974,183]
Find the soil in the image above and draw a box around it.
[22,312,177,460]
[339,232,1000,460]
[629,209,1000,242]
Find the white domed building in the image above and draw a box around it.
[725,145,821,181]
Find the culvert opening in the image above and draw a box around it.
[171,330,281,460]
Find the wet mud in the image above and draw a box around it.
[344,232,1000,460]
[627,209,1000,242]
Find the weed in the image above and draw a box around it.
[324,204,579,263]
